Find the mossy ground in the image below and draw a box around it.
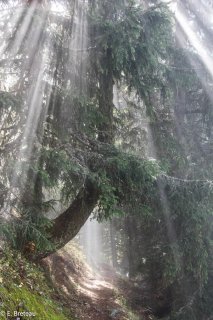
[0,249,74,320]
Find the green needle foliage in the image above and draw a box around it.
[0,1,212,319]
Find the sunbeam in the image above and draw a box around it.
[175,7,213,79]
[0,2,212,319]
[0,3,25,56]
[2,2,37,58]
[79,217,103,268]
[0,0,90,216]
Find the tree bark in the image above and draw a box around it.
[49,52,114,249]
[98,47,114,144]
[124,215,135,277]
[50,179,100,250]
[109,220,118,268]
[48,18,115,252]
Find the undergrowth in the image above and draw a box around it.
[0,249,75,320]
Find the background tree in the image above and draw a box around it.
[0,1,212,319]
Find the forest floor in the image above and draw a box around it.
[42,242,154,320]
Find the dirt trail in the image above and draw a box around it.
[42,245,150,320]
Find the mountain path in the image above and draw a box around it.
[42,246,150,320]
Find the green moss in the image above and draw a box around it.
[0,250,75,320]
[0,285,69,320]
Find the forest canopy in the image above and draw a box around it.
[0,0,212,319]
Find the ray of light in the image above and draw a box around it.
[14,7,50,91]
[4,66,55,215]
[0,3,46,95]
[187,0,213,21]
[1,2,37,58]
[175,5,213,80]
[0,4,26,56]
[1,11,56,215]
[68,0,88,94]
[1,0,90,216]
[79,218,103,268]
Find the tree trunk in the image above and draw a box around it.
[124,215,135,277]
[49,53,114,249]
[50,179,99,250]
[98,47,114,144]
[109,220,118,268]
[48,28,115,252]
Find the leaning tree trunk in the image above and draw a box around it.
[49,48,114,250]
[50,179,100,250]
